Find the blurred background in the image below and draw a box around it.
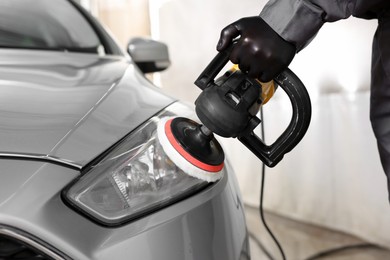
[76,0,390,250]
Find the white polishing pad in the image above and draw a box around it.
[156,117,224,182]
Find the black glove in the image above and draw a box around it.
[217,16,296,82]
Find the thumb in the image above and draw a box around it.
[217,24,240,51]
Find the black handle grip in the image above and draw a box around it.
[194,44,235,90]
[238,69,311,167]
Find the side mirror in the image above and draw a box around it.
[127,37,170,73]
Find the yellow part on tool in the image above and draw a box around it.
[230,64,276,105]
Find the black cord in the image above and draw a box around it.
[254,106,389,260]
[259,107,287,260]
[256,108,385,260]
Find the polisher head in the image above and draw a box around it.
[157,117,224,182]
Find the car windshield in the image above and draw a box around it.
[0,0,104,54]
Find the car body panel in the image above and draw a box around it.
[0,50,173,167]
[0,1,249,259]
[0,159,246,260]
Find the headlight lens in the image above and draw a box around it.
[65,104,216,225]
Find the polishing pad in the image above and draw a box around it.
[157,117,224,182]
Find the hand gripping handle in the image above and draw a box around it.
[238,69,311,167]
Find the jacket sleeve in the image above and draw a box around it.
[260,0,356,51]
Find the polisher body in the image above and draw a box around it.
[157,44,311,182]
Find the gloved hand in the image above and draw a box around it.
[217,16,296,82]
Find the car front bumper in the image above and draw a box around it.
[0,158,249,260]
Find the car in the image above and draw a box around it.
[0,0,249,259]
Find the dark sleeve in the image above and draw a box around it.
[259,0,357,51]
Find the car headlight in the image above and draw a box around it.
[64,103,219,226]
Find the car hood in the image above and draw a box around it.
[0,50,173,168]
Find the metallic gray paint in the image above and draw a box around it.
[0,49,173,167]
[0,159,246,260]
[0,48,249,259]
[0,152,82,169]
[0,4,248,257]
[0,225,69,259]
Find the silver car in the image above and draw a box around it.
[0,0,249,259]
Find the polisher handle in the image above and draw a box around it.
[194,44,235,90]
[238,68,311,167]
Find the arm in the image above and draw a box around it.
[217,0,358,81]
[260,0,355,51]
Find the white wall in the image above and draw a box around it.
[150,0,390,247]
[80,0,151,48]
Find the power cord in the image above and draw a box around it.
[259,107,286,260]
[254,107,385,260]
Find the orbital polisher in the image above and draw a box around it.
[157,44,312,182]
